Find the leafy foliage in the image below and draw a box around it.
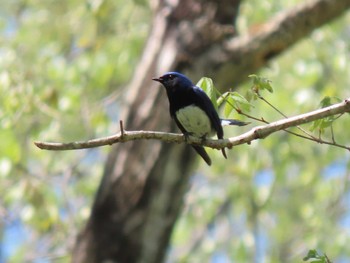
[1,0,350,262]
[170,1,350,263]
[303,249,331,263]
[0,0,150,261]
[197,77,219,111]
[249,74,274,93]
[197,76,254,117]
[310,96,343,134]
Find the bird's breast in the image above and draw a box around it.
[175,105,213,138]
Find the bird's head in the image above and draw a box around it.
[152,72,193,90]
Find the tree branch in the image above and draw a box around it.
[35,98,350,151]
[191,0,350,88]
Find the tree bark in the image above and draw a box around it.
[72,0,350,262]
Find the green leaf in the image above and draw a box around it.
[245,88,259,101]
[248,74,273,93]
[319,96,342,108]
[303,249,329,263]
[303,249,318,261]
[310,96,341,132]
[310,117,334,133]
[224,92,253,117]
[320,96,332,108]
[217,92,230,107]
[197,77,218,110]
[230,92,253,110]
[224,96,235,118]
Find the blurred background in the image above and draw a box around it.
[0,0,350,262]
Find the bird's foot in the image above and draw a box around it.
[183,132,193,143]
[200,135,207,145]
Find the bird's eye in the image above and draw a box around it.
[168,74,173,79]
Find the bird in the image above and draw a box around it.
[152,72,248,166]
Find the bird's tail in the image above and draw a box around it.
[220,119,249,126]
[192,145,212,166]
[220,119,248,159]
[221,148,227,159]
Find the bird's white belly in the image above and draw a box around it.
[176,105,212,137]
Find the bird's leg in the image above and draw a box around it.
[183,132,192,143]
[199,134,208,146]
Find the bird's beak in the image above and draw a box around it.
[152,77,162,83]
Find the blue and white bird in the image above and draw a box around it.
[153,72,248,166]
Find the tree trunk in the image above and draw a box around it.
[72,0,350,262]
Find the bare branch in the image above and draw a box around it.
[34,131,183,150]
[35,98,350,151]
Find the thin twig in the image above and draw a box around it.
[120,120,125,137]
[258,93,318,140]
[331,125,335,144]
[236,104,340,147]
